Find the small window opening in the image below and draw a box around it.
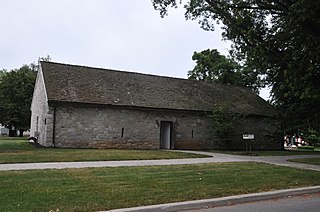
[191,130,194,138]
[121,128,124,137]
[36,116,39,131]
[44,118,47,125]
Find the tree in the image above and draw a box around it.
[0,56,51,136]
[0,69,6,127]
[0,65,36,136]
[30,55,51,72]
[152,0,320,134]
[0,69,5,77]
[188,49,265,93]
[209,103,241,147]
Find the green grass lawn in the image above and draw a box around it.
[0,137,208,164]
[288,158,320,165]
[0,162,319,211]
[211,149,320,156]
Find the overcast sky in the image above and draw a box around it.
[0,0,269,99]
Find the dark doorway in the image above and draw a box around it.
[160,121,174,149]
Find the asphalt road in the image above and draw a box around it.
[189,193,320,212]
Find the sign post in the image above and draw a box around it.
[243,134,254,154]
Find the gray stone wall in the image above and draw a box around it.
[53,104,214,149]
[174,116,213,149]
[30,68,53,147]
[33,102,281,150]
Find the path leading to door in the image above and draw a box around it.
[0,151,319,171]
[174,150,320,171]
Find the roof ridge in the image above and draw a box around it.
[40,61,248,91]
[40,61,191,83]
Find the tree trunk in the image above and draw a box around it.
[18,129,24,137]
[9,129,16,137]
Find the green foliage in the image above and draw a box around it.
[152,0,320,134]
[30,55,51,72]
[305,128,320,145]
[188,49,265,93]
[209,103,242,141]
[0,69,5,78]
[0,56,51,133]
[0,65,36,130]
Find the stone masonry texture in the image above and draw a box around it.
[33,103,280,150]
[53,104,214,150]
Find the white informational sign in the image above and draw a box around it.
[243,134,254,140]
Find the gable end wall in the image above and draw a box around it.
[30,68,53,147]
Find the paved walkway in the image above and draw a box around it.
[0,150,320,171]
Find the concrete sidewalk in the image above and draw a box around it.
[0,150,320,171]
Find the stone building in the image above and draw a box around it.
[30,62,280,150]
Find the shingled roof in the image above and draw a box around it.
[40,61,277,116]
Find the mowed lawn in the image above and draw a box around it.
[288,158,320,165]
[1,162,320,211]
[0,137,208,164]
[211,149,320,156]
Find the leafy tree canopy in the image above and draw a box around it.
[0,65,36,131]
[209,103,240,137]
[0,55,51,135]
[188,49,265,93]
[209,102,244,149]
[152,0,320,134]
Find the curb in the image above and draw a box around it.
[105,186,320,212]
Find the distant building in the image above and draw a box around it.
[30,62,280,150]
